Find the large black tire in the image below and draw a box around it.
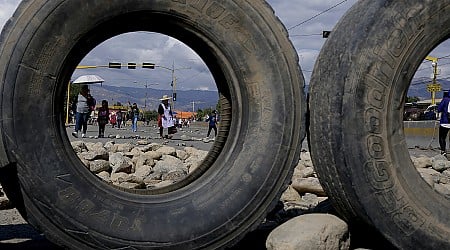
[0,0,305,249]
[310,0,450,249]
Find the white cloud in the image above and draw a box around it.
[0,0,18,31]
[1,0,449,92]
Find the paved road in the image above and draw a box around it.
[0,206,272,249]
[0,208,60,249]
[67,121,215,151]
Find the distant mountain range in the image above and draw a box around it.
[89,78,447,112]
[90,85,219,112]
[408,78,450,100]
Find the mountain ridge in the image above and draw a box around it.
[90,85,219,112]
[408,78,450,100]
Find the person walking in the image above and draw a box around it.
[97,100,109,138]
[116,109,123,129]
[438,91,450,156]
[110,112,117,128]
[130,103,140,132]
[158,95,175,139]
[72,85,93,138]
[206,110,218,138]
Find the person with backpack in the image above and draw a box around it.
[438,91,450,155]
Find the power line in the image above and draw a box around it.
[411,75,450,86]
[439,54,450,60]
[416,61,450,73]
[288,0,349,31]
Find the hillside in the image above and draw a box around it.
[89,85,219,112]
[408,78,450,100]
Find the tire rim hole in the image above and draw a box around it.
[406,39,450,198]
[64,32,228,194]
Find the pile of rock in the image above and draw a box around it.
[5,139,449,249]
[71,139,329,205]
[0,185,11,209]
[72,140,208,189]
[264,152,450,250]
[411,154,450,197]
[73,140,343,248]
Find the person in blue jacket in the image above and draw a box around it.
[206,110,218,138]
[438,91,450,155]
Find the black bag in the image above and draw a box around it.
[168,126,177,134]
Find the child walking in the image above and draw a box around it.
[97,100,109,138]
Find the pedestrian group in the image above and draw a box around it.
[71,87,217,140]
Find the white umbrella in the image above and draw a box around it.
[72,75,105,85]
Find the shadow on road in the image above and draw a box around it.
[0,224,61,249]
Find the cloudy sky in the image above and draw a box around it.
[0,0,448,92]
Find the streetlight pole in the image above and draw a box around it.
[156,62,190,111]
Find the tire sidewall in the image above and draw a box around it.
[0,0,304,248]
[312,1,450,248]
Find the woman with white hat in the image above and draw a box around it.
[158,95,175,139]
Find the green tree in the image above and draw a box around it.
[196,107,215,121]
[69,84,81,104]
[144,110,159,121]
[406,96,420,103]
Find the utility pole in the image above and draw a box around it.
[135,82,158,110]
[190,101,204,112]
[157,61,190,111]
[191,101,196,113]
[144,83,147,109]
[171,61,176,110]
[425,56,440,105]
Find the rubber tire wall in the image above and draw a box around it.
[309,1,450,249]
[0,0,305,249]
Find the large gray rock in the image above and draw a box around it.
[184,148,208,173]
[281,186,302,203]
[432,154,450,172]
[85,142,104,152]
[80,143,109,161]
[89,160,111,174]
[156,146,177,156]
[434,183,450,197]
[71,141,87,153]
[111,172,133,184]
[109,152,133,174]
[291,177,326,196]
[96,171,111,183]
[115,143,134,153]
[153,155,187,176]
[134,165,152,180]
[135,154,156,169]
[411,155,432,169]
[104,141,117,152]
[266,214,350,250]
[417,168,440,187]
